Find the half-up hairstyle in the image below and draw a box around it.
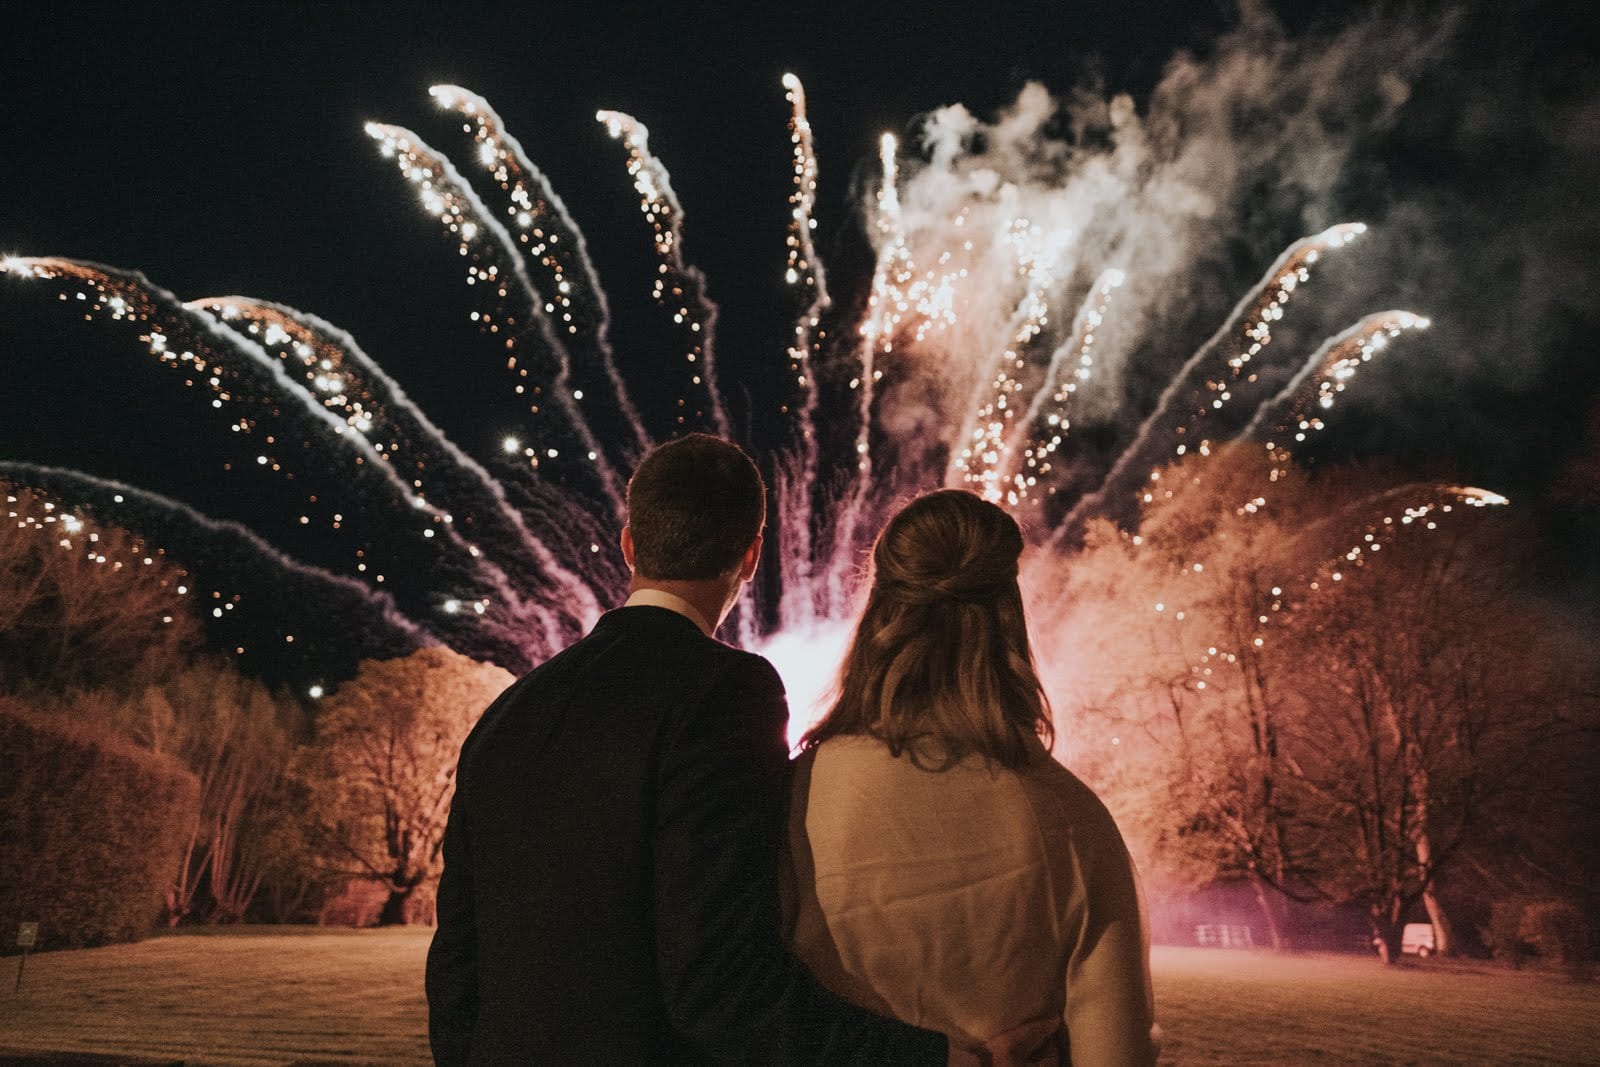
[804,489,1053,770]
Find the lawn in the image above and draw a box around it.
[0,931,1595,1065]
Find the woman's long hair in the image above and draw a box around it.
[804,489,1053,770]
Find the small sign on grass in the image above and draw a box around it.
[15,921,39,993]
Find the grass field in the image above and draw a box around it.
[0,930,1596,1065]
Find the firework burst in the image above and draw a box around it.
[1,81,1505,744]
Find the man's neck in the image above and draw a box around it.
[624,580,725,637]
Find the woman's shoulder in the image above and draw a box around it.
[806,733,895,765]
[1015,748,1128,848]
[802,734,1038,816]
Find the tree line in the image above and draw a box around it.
[4,445,1597,968]
[1,484,510,947]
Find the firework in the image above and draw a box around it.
[597,109,729,437]
[1306,482,1509,591]
[188,296,604,636]
[364,122,624,509]
[429,84,649,458]
[1051,224,1368,546]
[0,257,563,665]
[948,219,1066,503]
[774,73,833,627]
[1004,268,1126,506]
[1,85,1505,727]
[1238,310,1430,513]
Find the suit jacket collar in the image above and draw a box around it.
[594,604,713,640]
[623,588,715,635]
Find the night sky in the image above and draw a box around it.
[3,0,1598,663]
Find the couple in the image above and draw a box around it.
[426,434,1157,1065]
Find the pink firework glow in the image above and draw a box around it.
[0,75,1506,752]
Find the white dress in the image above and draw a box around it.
[783,735,1159,1065]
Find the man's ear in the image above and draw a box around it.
[620,526,636,571]
[737,532,763,584]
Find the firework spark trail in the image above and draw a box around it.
[1,257,412,474]
[1004,268,1126,507]
[365,122,627,514]
[773,74,834,627]
[1176,223,1370,446]
[821,134,909,614]
[3,478,190,620]
[0,462,435,673]
[1049,224,1368,548]
[1302,482,1508,593]
[190,297,603,640]
[0,256,543,667]
[947,220,1064,503]
[596,109,730,438]
[429,85,651,461]
[1171,481,1507,690]
[779,74,832,419]
[1235,310,1431,515]
[1243,310,1431,444]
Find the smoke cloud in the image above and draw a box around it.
[863,2,1599,497]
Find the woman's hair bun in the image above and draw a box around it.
[872,490,1022,607]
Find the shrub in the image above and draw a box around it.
[0,697,199,952]
[1520,899,1595,979]
[1483,899,1530,968]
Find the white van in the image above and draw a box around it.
[1401,922,1436,957]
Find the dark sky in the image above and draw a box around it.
[1,1,1596,625]
[0,1,1247,546]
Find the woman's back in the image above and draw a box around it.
[786,490,1158,1063]
[785,735,1157,1064]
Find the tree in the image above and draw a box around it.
[0,483,199,696]
[123,661,305,924]
[1286,528,1592,962]
[1036,446,1597,961]
[298,646,513,925]
[1037,449,1368,949]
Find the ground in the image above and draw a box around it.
[0,931,1595,1065]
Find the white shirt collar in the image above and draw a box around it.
[623,588,715,636]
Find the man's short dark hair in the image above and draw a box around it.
[626,434,767,581]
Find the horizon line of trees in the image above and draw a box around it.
[2,483,512,946]
[4,445,1598,971]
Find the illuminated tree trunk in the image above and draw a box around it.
[1415,809,1455,956]
[1372,905,1403,965]
[1250,874,1286,951]
[378,881,416,927]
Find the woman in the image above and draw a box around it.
[783,490,1159,1065]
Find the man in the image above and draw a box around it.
[427,434,1053,1063]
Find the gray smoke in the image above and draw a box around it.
[864,1,1598,495]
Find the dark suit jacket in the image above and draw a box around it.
[425,604,946,1064]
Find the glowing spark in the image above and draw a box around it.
[949,218,1067,502]
[1005,268,1125,504]
[1053,223,1370,549]
[775,72,834,629]
[824,132,907,612]
[366,118,626,512]
[597,108,729,435]
[1242,310,1431,512]
[429,84,648,456]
